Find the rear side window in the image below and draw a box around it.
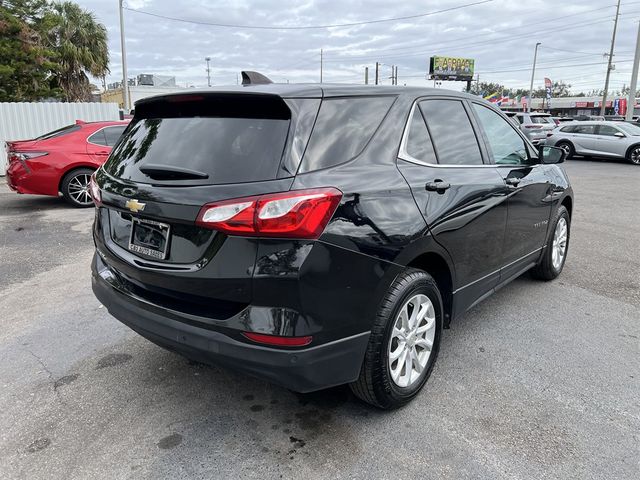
[560,125,576,133]
[574,124,596,135]
[104,117,290,185]
[104,126,126,146]
[404,107,436,163]
[419,99,483,165]
[298,96,395,173]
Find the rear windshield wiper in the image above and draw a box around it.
[139,164,209,180]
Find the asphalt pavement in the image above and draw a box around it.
[0,158,638,479]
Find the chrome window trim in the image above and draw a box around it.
[398,100,496,169]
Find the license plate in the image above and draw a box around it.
[128,218,170,260]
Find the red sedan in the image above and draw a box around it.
[5,120,129,207]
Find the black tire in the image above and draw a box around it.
[531,205,570,281]
[60,168,95,208]
[555,141,574,160]
[349,269,443,409]
[625,144,640,165]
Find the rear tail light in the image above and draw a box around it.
[242,332,313,347]
[525,125,543,129]
[8,151,47,171]
[89,172,102,206]
[196,188,342,239]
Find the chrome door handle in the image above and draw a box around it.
[425,180,451,193]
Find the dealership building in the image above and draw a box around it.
[499,96,638,117]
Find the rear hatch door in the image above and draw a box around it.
[95,91,320,317]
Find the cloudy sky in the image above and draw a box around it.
[78,0,640,94]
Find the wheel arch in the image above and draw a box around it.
[560,195,573,219]
[624,142,640,161]
[406,252,454,328]
[57,164,98,193]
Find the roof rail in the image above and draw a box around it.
[241,71,273,85]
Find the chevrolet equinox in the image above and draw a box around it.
[90,83,573,409]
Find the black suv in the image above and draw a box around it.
[91,84,573,409]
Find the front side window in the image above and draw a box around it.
[419,99,483,165]
[472,104,529,165]
[404,107,437,163]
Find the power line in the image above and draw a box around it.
[123,0,494,31]
[322,2,624,59]
[322,17,623,63]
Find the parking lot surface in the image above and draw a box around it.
[0,159,638,479]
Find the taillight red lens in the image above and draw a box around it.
[195,188,342,239]
[89,172,102,206]
[242,332,313,347]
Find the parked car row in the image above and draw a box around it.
[5,119,129,206]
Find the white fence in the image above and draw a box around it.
[0,102,121,175]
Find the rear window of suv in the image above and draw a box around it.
[103,116,290,185]
[529,116,555,124]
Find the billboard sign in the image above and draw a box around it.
[429,56,475,80]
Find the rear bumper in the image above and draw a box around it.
[92,253,371,392]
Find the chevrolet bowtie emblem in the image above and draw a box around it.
[125,199,146,213]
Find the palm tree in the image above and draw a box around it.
[45,1,109,101]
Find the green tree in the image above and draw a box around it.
[0,0,58,101]
[45,1,109,101]
[466,81,505,97]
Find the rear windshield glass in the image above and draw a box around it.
[103,117,290,185]
[36,124,80,140]
[530,116,555,124]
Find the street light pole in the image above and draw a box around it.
[528,42,541,113]
[626,21,640,121]
[601,0,621,116]
[118,0,130,112]
[205,57,211,87]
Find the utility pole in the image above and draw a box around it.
[528,42,541,113]
[320,49,323,83]
[118,0,129,112]
[364,67,369,85]
[602,0,621,116]
[205,57,211,87]
[627,21,640,120]
[375,62,379,85]
[394,66,398,85]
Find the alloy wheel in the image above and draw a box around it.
[388,294,436,388]
[67,173,92,206]
[630,147,640,165]
[559,143,571,156]
[551,217,568,270]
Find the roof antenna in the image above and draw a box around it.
[241,71,273,85]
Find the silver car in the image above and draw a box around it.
[545,121,640,165]
[514,112,557,146]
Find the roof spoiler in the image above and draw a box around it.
[241,71,273,86]
[75,119,86,125]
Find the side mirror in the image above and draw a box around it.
[614,131,625,138]
[538,145,565,164]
